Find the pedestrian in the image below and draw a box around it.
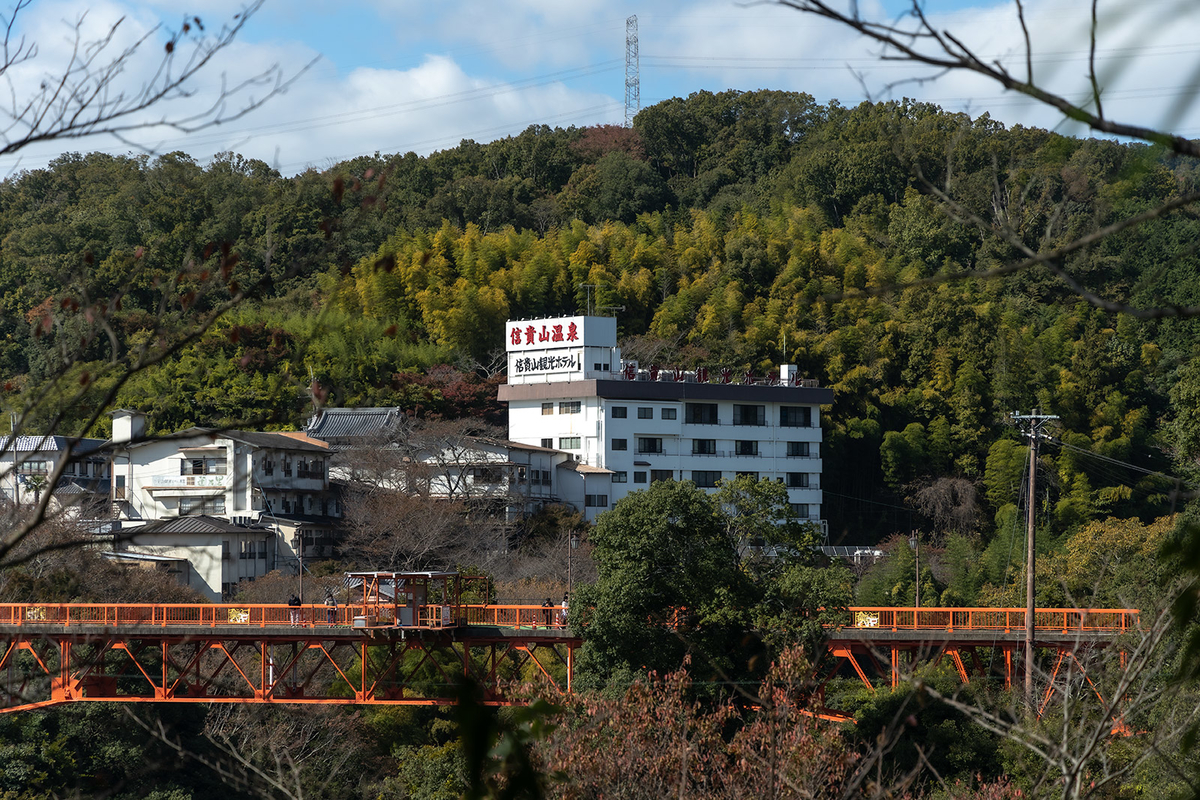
[541,598,553,628]
[325,591,338,625]
[559,593,569,626]
[288,594,301,626]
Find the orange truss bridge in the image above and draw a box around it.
[821,607,1141,721]
[0,601,579,713]
[0,594,1139,717]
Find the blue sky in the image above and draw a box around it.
[1,0,1197,175]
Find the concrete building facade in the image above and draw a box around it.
[109,410,341,586]
[498,315,833,530]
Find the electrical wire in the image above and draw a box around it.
[276,100,622,172]
[0,60,624,171]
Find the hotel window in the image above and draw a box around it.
[611,406,627,418]
[541,438,553,448]
[787,473,810,488]
[637,407,653,419]
[613,471,628,483]
[612,438,628,451]
[541,402,554,415]
[181,496,224,515]
[661,408,677,420]
[780,406,813,427]
[735,440,758,456]
[692,439,716,455]
[559,437,581,450]
[585,494,609,508]
[633,471,648,484]
[637,437,663,454]
[650,470,674,483]
[787,441,811,457]
[685,403,718,425]
[560,401,581,414]
[181,457,227,475]
[790,503,810,518]
[733,405,765,426]
[691,470,721,488]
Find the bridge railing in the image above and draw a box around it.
[462,604,568,629]
[841,607,1139,633]
[0,603,571,630]
[0,603,1137,634]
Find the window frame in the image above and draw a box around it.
[636,437,663,454]
[685,403,719,425]
[780,406,813,428]
[732,404,766,426]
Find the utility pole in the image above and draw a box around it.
[1012,408,1058,711]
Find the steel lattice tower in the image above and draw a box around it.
[624,15,639,128]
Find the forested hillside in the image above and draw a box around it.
[3,89,1198,544]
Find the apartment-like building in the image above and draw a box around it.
[306,407,583,520]
[0,435,111,517]
[109,410,341,585]
[498,315,833,530]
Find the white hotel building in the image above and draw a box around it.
[499,316,833,530]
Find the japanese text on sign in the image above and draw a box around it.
[512,354,579,374]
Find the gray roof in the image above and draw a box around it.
[132,515,267,535]
[153,428,329,454]
[55,478,110,495]
[0,435,108,455]
[306,408,404,442]
[266,512,338,526]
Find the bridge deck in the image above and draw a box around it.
[0,604,1139,714]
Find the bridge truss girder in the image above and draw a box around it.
[0,632,578,713]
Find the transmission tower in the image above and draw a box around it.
[624,15,639,128]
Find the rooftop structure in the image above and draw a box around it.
[499,315,833,528]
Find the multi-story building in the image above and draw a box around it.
[306,407,574,520]
[113,514,276,600]
[0,435,111,517]
[498,315,833,530]
[109,410,341,572]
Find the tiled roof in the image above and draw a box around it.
[0,435,108,455]
[154,428,330,454]
[132,515,265,535]
[55,479,110,495]
[306,408,404,441]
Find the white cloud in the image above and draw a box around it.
[0,1,622,176]
[0,0,1196,178]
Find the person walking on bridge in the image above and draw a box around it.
[325,591,338,625]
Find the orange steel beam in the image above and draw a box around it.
[0,603,1140,714]
[0,629,580,713]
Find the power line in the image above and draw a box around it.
[0,61,624,171]
[277,101,622,172]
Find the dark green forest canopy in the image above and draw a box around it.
[2,89,1198,543]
